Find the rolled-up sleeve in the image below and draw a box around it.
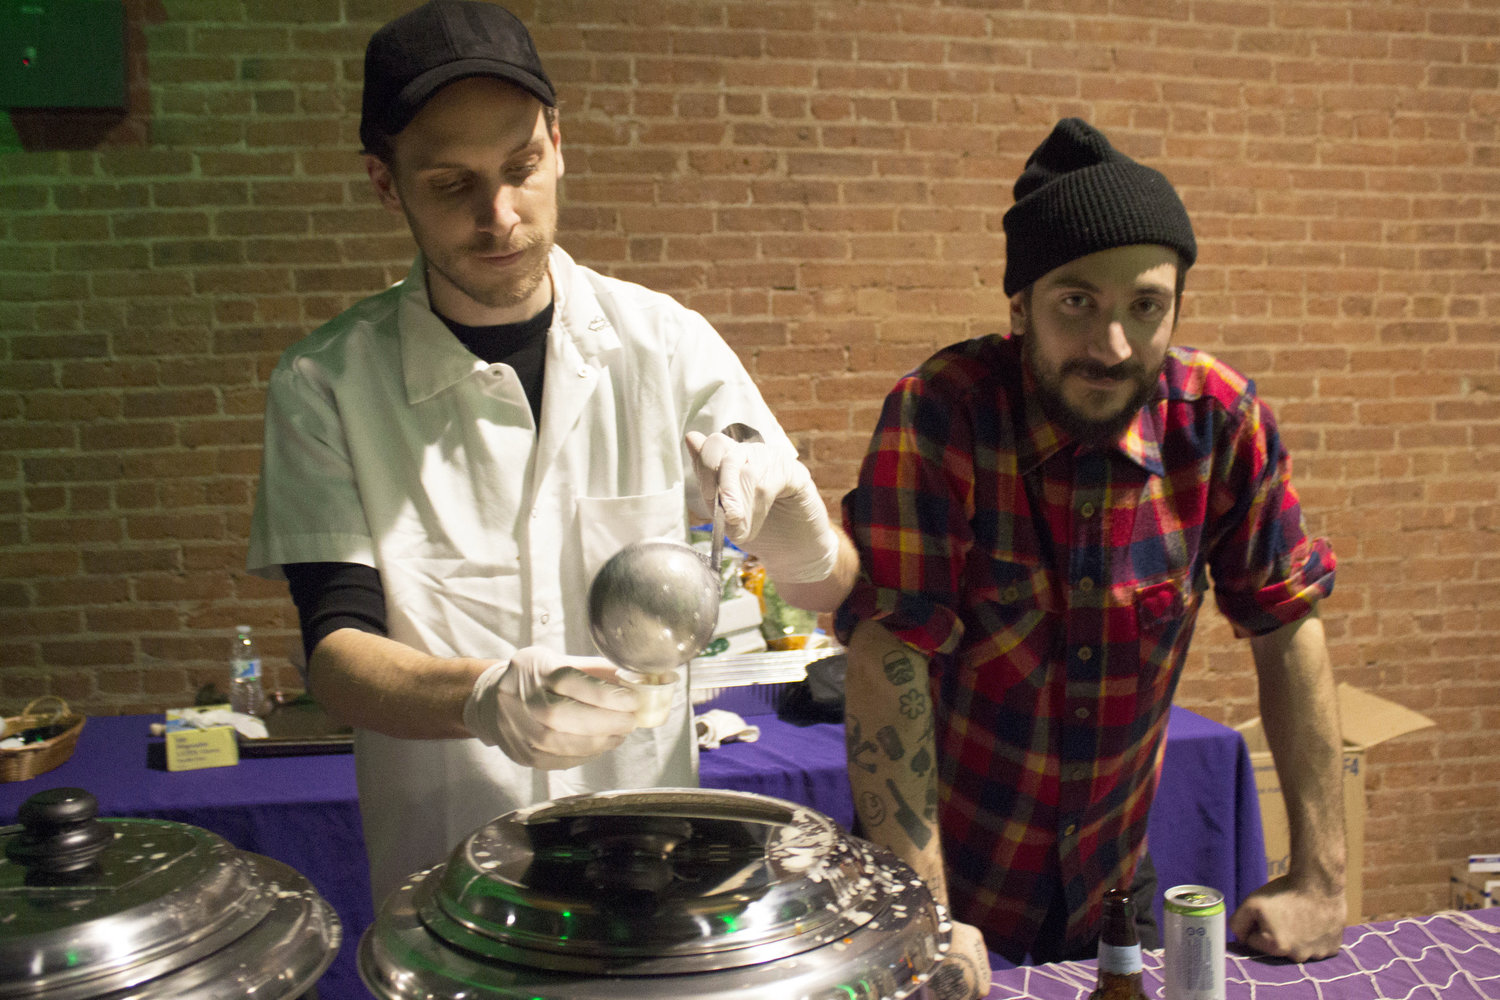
[835,373,973,657]
[1207,388,1336,636]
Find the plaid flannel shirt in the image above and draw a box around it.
[836,333,1335,962]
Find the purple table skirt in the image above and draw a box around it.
[1,704,1261,1000]
[982,907,1500,999]
[698,703,1267,935]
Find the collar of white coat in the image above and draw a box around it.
[396,245,622,405]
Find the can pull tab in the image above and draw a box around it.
[6,786,114,878]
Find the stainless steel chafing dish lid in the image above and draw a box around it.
[360,787,950,1000]
[0,787,340,1000]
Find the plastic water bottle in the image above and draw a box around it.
[229,624,266,716]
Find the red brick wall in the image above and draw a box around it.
[2,1,1495,921]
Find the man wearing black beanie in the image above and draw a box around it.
[836,118,1346,989]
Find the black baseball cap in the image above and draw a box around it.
[359,1,556,153]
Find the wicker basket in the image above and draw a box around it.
[0,696,86,783]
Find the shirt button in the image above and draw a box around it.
[1077,646,1092,661]
[539,612,550,625]
[1002,586,1020,603]
[1078,577,1094,592]
[577,366,590,378]
[1081,502,1095,518]
[1063,823,1077,837]
[1074,706,1090,720]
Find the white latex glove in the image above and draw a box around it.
[463,647,641,770]
[686,429,840,584]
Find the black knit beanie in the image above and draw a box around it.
[1002,118,1196,296]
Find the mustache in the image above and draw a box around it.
[466,236,539,256]
[1060,358,1144,381]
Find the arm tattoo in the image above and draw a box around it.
[876,725,905,761]
[857,790,887,828]
[899,688,928,719]
[885,778,932,850]
[910,745,932,777]
[881,649,915,685]
[845,715,880,774]
[930,954,978,1000]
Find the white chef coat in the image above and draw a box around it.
[247,245,794,902]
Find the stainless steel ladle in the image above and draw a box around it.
[587,538,721,678]
[585,424,765,684]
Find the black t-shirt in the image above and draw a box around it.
[440,302,552,428]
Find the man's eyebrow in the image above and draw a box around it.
[1043,274,1174,296]
[411,137,549,173]
[508,136,549,157]
[1042,272,1100,292]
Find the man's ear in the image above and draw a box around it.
[1008,291,1028,336]
[364,154,403,214]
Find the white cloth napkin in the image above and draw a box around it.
[694,708,761,750]
[151,709,269,740]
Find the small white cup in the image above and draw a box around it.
[620,669,680,728]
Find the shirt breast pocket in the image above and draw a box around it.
[577,486,686,586]
[964,557,1056,699]
[992,557,1049,611]
[1135,568,1204,698]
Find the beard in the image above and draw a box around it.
[425,232,555,314]
[1020,319,1164,449]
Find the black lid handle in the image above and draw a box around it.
[6,787,114,876]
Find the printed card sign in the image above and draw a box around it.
[164,705,240,772]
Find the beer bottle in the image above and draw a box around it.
[1089,888,1148,1000]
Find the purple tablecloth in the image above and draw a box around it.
[983,906,1500,999]
[1,704,1261,1000]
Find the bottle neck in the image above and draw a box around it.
[1098,941,1143,975]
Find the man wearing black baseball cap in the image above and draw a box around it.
[836,118,1346,992]
[248,1,858,902]
[358,0,557,157]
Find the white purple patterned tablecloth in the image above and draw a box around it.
[986,908,1500,1000]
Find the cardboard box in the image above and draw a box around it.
[1236,683,1434,923]
[1451,865,1500,910]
